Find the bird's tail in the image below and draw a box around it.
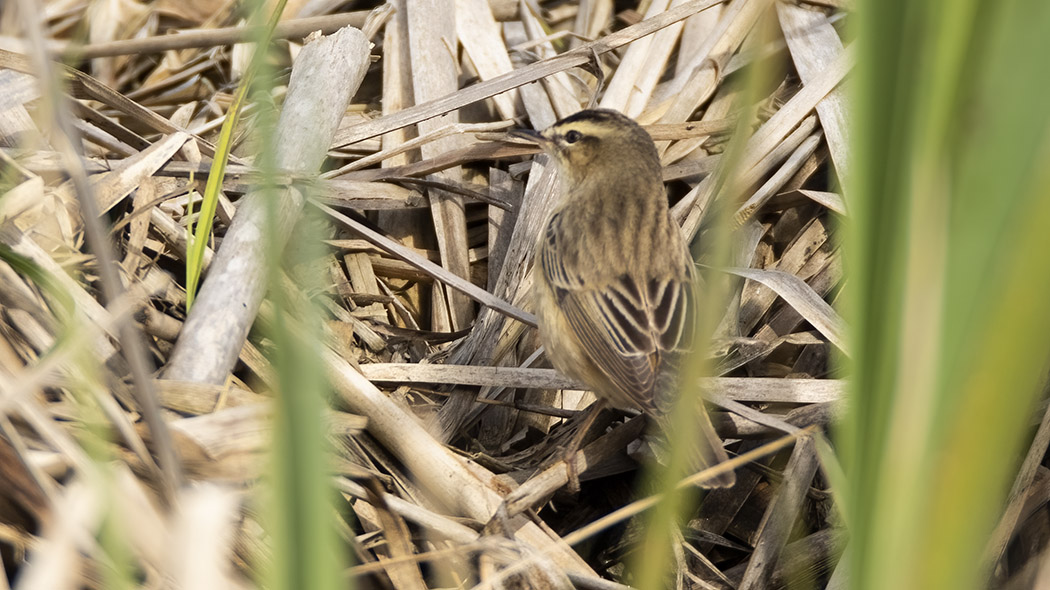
[653,409,736,488]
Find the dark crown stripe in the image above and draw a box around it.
[558,109,635,128]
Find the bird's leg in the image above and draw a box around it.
[559,399,607,493]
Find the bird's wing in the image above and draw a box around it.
[539,214,696,411]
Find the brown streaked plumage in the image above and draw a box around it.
[512,109,734,488]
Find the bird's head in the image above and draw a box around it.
[510,109,660,188]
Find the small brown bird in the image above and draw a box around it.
[512,109,734,488]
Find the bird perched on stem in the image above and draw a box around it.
[510,109,735,488]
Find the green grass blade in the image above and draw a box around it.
[845,1,1050,588]
[185,0,288,308]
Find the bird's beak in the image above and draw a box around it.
[508,128,550,145]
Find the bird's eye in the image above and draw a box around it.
[564,130,582,144]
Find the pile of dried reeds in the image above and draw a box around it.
[2,0,1047,588]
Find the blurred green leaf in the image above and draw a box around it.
[844,1,1050,588]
